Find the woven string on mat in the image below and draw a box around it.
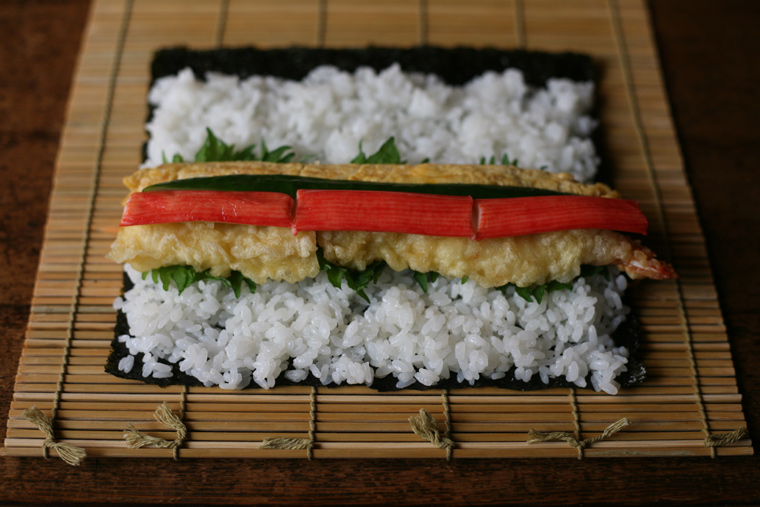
[260,386,318,459]
[124,400,188,460]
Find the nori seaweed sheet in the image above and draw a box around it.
[106,272,646,391]
[150,46,595,87]
[111,45,641,391]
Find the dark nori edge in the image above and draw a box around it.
[106,272,645,391]
[150,46,595,87]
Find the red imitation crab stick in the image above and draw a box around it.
[293,189,475,237]
[119,190,294,228]
[120,189,649,240]
[474,195,648,239]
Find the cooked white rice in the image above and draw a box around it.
[116,265,630,394]
[116,64,632,394]
[145,65,599,181]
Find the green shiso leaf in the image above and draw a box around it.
[511,284,534,303]
[166,128,537,169]
[412,271,429,293]
[143,265,256,297]
[350,262,386,301]
[498,266,611,303]
[533,285,546,305]
[143,262,613,305]
[223,270,258,298]
[480,152,519,167]
[164,128,296,164]
[349,141,366,164]
[580,264,611,281]
[260,138,296,164]
[317,250,384,303]
[195,128,259,162]
[165,128,408,166]
[351,137,404,164]
[411,271,439,293]
[164,151,185,163]
[546,279,574,292]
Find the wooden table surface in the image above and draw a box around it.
[1,0,758,504]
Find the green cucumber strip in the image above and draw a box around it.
[144,174,566,199]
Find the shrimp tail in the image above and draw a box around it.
[621,245,677,280]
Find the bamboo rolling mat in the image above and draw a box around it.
[2,0,752,461]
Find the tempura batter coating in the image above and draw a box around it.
[109,222,318,284]
[109,161,674,286]
[318,230,673,288]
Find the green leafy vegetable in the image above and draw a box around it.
[228,270,257,298]
[412,271,439,293]
[161,129,541,174]
[351,137,404,164]
[194,128,256,162]
[164,128,541,171]
[480,153,519,167]
[164,128,296,164]
[142,262,611,305]
[162,152,185,164]
[317,250,385,303]
[142,265,256,297]
[500,281,567,305]
[259,138,296,163]
[580,264,611,281]
[498,265,611,304]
